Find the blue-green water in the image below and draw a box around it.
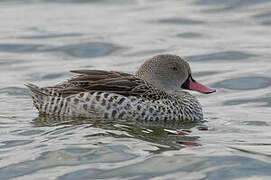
[0,0,271,179]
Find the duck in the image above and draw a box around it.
[26,54,215,121]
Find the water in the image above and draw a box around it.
[0,0,271,179]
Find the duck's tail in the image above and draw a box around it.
[25,83,49,112]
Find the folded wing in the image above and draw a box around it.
[50,70,151,98]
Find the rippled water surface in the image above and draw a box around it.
[1,0,271,179]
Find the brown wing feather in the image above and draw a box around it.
[53,70,152,97]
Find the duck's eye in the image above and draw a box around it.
[171,67,178,72]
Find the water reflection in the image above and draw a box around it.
[20,33,83,39]
[156,18,204,25]
[196,0,271,12]
[45,42,121,58]
[32,115,202,152]
[0,44,42,53]
[224,93,271,107]
[0,140,33,149]
[0,87,29,96]
[0,42,120,58]
[0,145,137,180]
[253,10,271,26]
[177,32,203,38]
[214,77,271,90]
[57,155,271,180]
[186,51,257,62]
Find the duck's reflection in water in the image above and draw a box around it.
[32,115,203,153]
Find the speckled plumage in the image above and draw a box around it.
[26,55,208,121]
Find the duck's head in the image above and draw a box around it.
[135,54,216,94]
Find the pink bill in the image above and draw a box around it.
[189,78,216,94]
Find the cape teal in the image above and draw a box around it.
[26,54,215,121]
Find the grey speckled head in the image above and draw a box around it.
[136,54,216,94]
[135,54,191,93]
